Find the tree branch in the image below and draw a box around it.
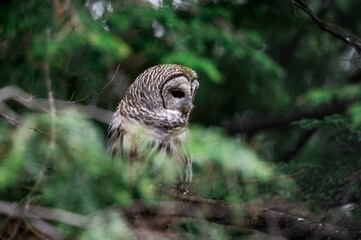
[292,0,361,54]
[279,0,333,67]
[0,85,113,125]
[226,100,350,135]
[171,192,360,239]
[280,128,318,162]
[0,200,90,228]
[2,193,359,239]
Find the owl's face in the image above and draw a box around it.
[119,64,199,130]
[161,75,198,117]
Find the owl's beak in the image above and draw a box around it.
[182,105,190,115]
[181,102,193,116]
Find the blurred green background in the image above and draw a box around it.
[1,0,361,238]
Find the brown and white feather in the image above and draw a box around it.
[107,64,198,189]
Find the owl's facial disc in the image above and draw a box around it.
[162,76,195,116]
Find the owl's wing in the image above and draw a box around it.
[107,110,145,161]
[107,109,125,158]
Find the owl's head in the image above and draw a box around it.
[120,64,199,130]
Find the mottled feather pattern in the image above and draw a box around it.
[107,64,198,189]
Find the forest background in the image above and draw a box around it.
[1,0,361,239]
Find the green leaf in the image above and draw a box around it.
[162,51,222,83]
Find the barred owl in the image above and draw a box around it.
[107,64,199,190]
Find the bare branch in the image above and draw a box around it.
[172,192,360,239]
[280,129,318,162]
[0,85,113,125]
[1,194,360,239]
[292,0,361,54]
[226,100,350,135]
[120,192,361,239]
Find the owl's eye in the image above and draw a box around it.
[171,89,185,98]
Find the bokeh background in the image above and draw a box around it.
[1,0,361,239]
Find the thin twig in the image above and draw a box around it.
[0,113,50,136]
[290,0,299,18]
[73,64,121,103]
[45,27,57,145]
[25,28,57,207]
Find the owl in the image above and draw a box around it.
[107,64,199,190]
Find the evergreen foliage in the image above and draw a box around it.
[1,0,361,238]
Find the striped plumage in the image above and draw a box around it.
[107,64,199,190]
